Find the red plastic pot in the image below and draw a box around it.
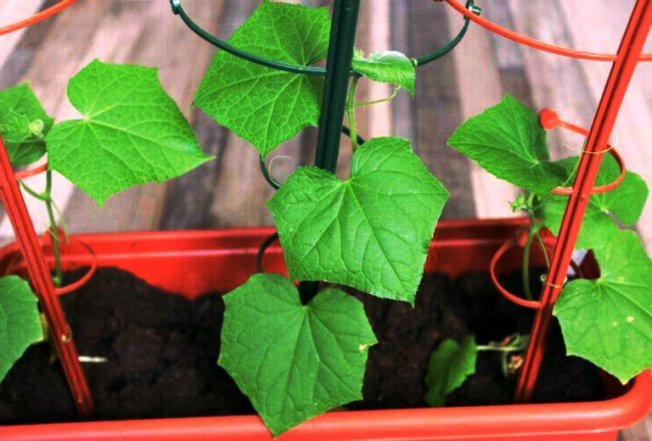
[0,218,649,441]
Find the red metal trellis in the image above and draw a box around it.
[0,137,93,416]
[444,0,652,402]
[514,0,652,402]
[0,0,93,417]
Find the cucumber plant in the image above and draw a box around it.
[424,95,651,406]
[0,60,211,386]
[194,0,449,435]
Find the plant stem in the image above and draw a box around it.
[44,171,63,287]
[521,193,539,301]
[355,85,399,107]
[534,231,551,269]
[21,171,63,287]
[522,227,534,301]
[346,76,360,152]
[19,181,49,201]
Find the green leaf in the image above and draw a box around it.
[194,1,330,155]
[220,273,376,436]
[0,275,44,384]
[554,230,652,383]
[268,136,449,303]
[424,336,477,407]
[0,83,53,166]
[448,94,566,194]
[46,60,211,206]
[537,155,648,250]
[352,50,416,96]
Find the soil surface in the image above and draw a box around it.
[0,267,605,424]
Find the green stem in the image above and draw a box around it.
[44,171,63,287]
[19,182,49,202]
[521,193,539,301]
[19,171,63,287]
[534,231,551,269]
[522,228,534,301]
[346,76,360,152]
[355,85,399,108]
[23,171,64,287]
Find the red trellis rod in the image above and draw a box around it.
[0,140,93,415]
[443,0,652,62]
[515,0,652,402]
[0,0,76,37]
[0,0,92,416]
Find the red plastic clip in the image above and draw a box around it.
[489,230,583,311]
[538,109,627,195]
[54,239,97,296]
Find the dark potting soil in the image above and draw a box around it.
[0,267,606,424]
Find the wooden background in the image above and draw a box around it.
[0,1,651,438]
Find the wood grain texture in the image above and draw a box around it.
[556,0,652,253]
[392,0,477,219]
[0,0,112,237]
[0,0,44,71]
[62,0,219,232]
[446,6,518,218]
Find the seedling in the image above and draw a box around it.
[0,60,211,385]
[425,334,529,407]
[426,95,652,404]
[191,0,453,435]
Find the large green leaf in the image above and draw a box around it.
[220,273,376,436]
[0,276,44,384]
[554,230,652,383]
[448,94,566,194]
[194,1,330,155]
[46,60,211,206]
[268,136,449,303]
[0,83,53,166]
[537,155,648,250]
[352,50,416,96]
[424,336,477,406]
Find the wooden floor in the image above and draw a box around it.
[0,1,651,438]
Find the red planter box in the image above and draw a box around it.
[0,218,649,440]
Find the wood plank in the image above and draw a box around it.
[0,0,112,239]
[555,0,652,252]
[396,0,478,219]
[0,0,44,71]
[203,1,281,228]
[357,0,392,139]
[620,412,652,441]
[445,6,517,218]
[482,3,534,107]
[62,0,220,233]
